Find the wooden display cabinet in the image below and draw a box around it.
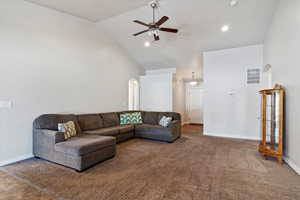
[259,84,285,164]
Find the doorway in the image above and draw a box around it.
[128,79,140,110]
[186,85,203,124]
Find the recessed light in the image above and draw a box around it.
[221,25,230,32]
[144,41,151,47]
[230,0,239,7]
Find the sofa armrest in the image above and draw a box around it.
[34,129,65,144]
[33,129,66,157]
[168,120,182,139]
[168,120,180,128]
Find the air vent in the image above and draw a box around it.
[247,68,260,84]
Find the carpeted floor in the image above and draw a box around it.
[0,125,299,200]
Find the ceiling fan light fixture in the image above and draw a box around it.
[189,72,198,86]
[221,25,230,32]
[144,41,151,47]
[190,81,198,86]
[230,0,239,7]
[132,1,178,41]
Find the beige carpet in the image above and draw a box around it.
[1,125,299,200]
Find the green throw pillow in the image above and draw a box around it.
[130,112,143,124]
[120,113,132,125]
[120,112,143,125]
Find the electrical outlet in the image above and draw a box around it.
[0,101,13,108]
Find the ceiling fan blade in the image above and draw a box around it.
[133,29,149,36]
[133,20,150,27]
[154,34,160,41]
[159,27,178,33]
[155,16,169,26]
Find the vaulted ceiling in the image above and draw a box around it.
[25,0,149,22]
[25,0,278,70]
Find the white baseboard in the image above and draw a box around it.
[0,154,33,167]
[204,132,260,141]
[284,157,300,175]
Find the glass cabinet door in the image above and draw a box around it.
[264,92,280,151]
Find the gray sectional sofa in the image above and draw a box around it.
[33,111,181,171]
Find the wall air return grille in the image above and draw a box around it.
[247,68,260,84]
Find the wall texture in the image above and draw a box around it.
[0,1,142,164]
[203,45,266,140]
[140,72,174,112]
[264,0,300,173]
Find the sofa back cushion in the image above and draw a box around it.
[143,112,159,125]
[77,114,103,131]
[101,112,119,128]
[33,114,81,133]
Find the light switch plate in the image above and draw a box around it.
[0,101,13,108]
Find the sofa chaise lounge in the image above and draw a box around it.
[33,111,181,171]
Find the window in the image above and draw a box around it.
[128,79,140,110]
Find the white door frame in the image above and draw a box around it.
[128,79,140,110]
[185,83,203,124]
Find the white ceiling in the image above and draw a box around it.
[25,0,149,22]
[25,0,278,70]
[98,0,278,69]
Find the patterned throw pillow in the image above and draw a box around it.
[159,116,172,127]
[130,112,143,124]
[120,112,143,125]
[120,113,132,125]
[58,121,77,140]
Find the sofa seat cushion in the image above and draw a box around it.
[55,135,115,156]
[116,132,134,143]
[135,124,175,142]
[84,127,119,136]
[118,125,134,134]
[135,124,171,135]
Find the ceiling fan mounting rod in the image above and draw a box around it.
[150,1,158,24]
[153,6,155,24]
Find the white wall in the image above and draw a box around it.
[203,45,265,140]
[173,77,186,122]
[264,0,300,173]
[140,70,174,112]
[0,1,142,165]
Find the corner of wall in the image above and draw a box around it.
[0,154,34,167]
[284,157,300,176]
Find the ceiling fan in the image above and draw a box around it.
[133,0,178,41]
